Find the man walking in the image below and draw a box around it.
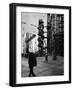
[28,52,37,77]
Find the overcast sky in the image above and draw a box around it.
[21,12,47,35]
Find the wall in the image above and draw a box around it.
[0,0,72,90]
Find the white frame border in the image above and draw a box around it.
[16,6,69,84]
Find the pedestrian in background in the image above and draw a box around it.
[28,52,37,77]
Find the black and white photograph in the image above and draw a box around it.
[21,12,64,77]
[10,3,71,86]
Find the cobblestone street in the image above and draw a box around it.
[21,56,64,77]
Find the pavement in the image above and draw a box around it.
[21,56,64,77]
